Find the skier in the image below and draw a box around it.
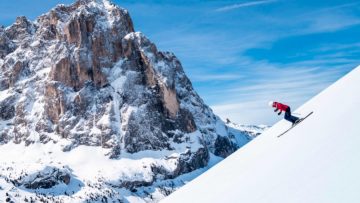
[268,101,299,125]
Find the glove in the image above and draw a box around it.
[278,112,281,115]
[274,108,278,112]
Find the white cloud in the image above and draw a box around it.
[278,3,360,35]
[303,13,360,34]
[191,73,244,82]
[312,42,360,52]
[215,0,277,12]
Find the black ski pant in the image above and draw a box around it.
[284,107,299,124]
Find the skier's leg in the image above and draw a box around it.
[284,109,293,123]
[292,115,299,123]
[288,108,299,123]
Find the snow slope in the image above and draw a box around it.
[163,66,360,203]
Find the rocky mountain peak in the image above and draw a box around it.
[0,0,224,155]
[0,1,261,201]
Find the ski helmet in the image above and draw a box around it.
[268,101,273,107]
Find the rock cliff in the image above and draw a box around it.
[0,0,263,202]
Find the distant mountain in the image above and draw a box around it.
[0,0,266,202]
[163,66,360,203]
[225,118,269,138]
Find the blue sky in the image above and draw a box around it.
[1,0,359,125]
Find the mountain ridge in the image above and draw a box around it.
[0,0,265,202]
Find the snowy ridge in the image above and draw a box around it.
[163,66,360,203]
[225,118,269,138]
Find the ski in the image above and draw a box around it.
[277,111,314,138]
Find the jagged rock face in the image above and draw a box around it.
[0,0,256,202]
[0,0,231,156]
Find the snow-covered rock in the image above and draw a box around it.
[19,166,71,190]
[0,0,265,202]
[163,66,360,203]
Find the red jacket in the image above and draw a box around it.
[273,102,289,112]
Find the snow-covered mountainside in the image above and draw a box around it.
[225,118,269,138]
[163,66,360,203]
[0,0,266,202]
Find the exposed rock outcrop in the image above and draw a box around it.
[21,167,71,189]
